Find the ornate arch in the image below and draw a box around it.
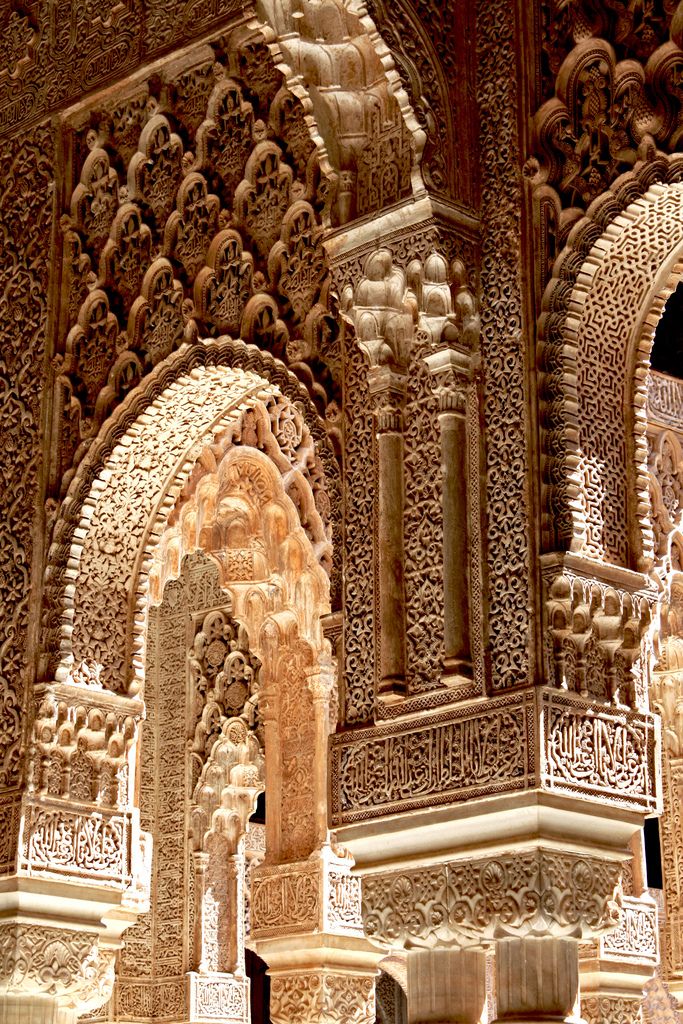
[539,176,683,566]
[44,341,337,696]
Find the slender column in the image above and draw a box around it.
[494,937,584,1024]
[407,948,487,1024]
[369,367,408,701]
[308,661,335,848]
[193,851,211,972]
[225,851,245,975]
[424,346,474,682]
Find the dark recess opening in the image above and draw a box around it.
[644,816,663,890]
[246,948,270,1024]
[251,790,266,824]
[651,280,683,378]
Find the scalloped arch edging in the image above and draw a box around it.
[42,337,340,691]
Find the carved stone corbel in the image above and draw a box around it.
[252,847,382,1024]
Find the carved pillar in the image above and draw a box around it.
[194,851,211,972]
[227,851,246,976]
[579,891,658,1022]
[195,843,246,975]
[406,947,487,1024]
[341,247,416,706]
[253,848,382,1024]
[370,367,408,700]
[423,344,475,682]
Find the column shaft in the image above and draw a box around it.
[439,408,472,677]
[494,937,583,1024]
[0,996,76,1024]
[377,423,407,698]
[407,947,487,1024]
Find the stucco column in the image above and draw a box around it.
[226,851,246,975]
[193,850,211,972]
[307,659,336,848]
[494,937,584,1024]
[424,344,474,683]
[407,948,487,1024]
[369,367,408,701]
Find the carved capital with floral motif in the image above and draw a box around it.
[270,971,376,1024]
[361,849,623,949]
[367,366,407,433]
[0,924,116,1014]
[423,345,472,416]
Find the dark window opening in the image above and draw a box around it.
[644,816,663,890]
[651,280,683,379]
[246,948,270,1024]
[251,790,266,825]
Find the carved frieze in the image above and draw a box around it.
[270,971,376,1024]
[330,689,658,824]
[648,370,683,428]
[0,125,54,791]
[542,691,659,809]
[20,801,131,886]
[251,864,320,937]
[600,895,658,963]
[583,994,645,1024]
[187,971,248,1022]
[330,694,534,823]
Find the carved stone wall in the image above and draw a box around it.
[0,125,54,805]
[477,0,535,690]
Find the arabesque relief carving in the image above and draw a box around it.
[2,0,680,1018]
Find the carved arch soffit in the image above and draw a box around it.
[538,170,683,563]
[43,339,340,695]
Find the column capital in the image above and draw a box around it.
[367,365,408,430]
[0,923,117,1017]
[423,343,475,414]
